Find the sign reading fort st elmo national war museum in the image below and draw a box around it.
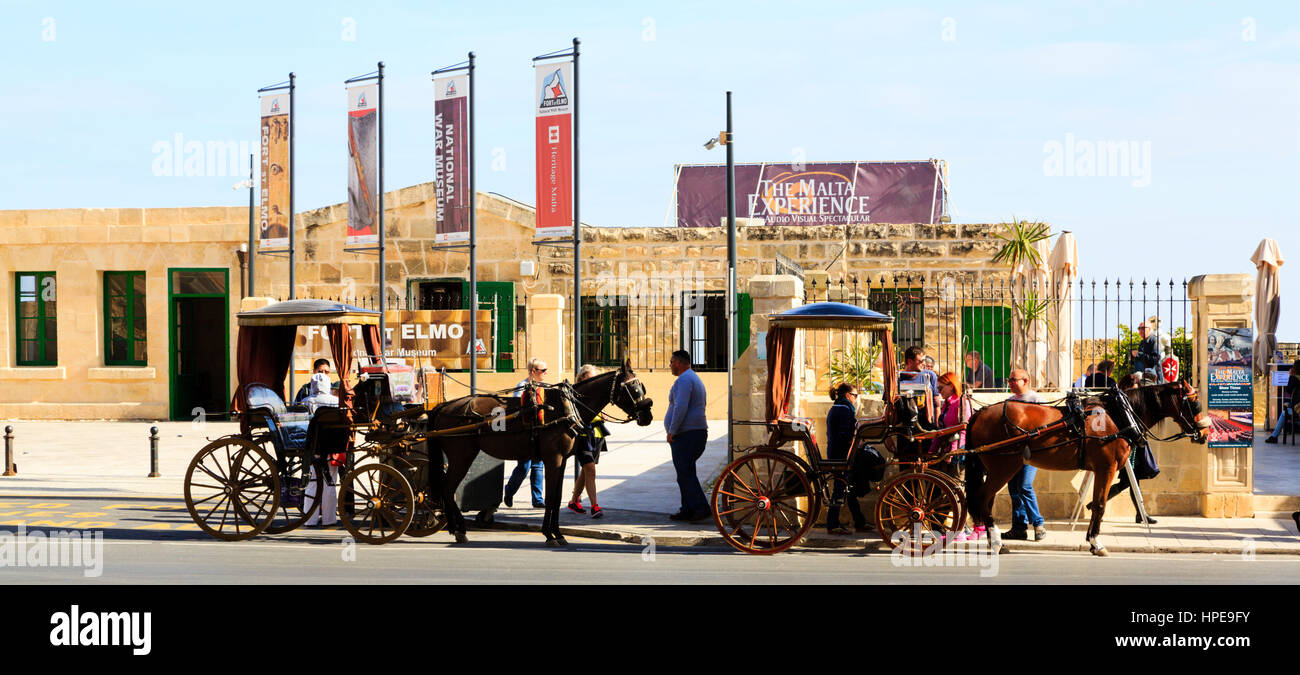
[674,160,949,227]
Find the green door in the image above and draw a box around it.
[464,280,514,372]
[736,292,753,357]
[960,305,1011,388]
[169,269,230,420]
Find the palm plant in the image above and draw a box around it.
[991,218,1051,270]
[827,341,883,394]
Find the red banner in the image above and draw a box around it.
[534,61,573,238]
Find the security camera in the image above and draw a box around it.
[703,137,719,150]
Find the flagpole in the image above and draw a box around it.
[572,37,581,379]
[468,51,477,392]
[378,61,386,354]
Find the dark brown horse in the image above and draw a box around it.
[429,361,653,546]
[965,381,1205,556]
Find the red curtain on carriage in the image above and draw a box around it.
[765,327,796,421]
[230,325,298,413]
[327,323,384,426]
[881,327,898,405]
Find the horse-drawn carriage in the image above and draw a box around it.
[183,299,444,545]
[711,301,1210,556]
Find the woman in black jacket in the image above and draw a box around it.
[825,383,869,535]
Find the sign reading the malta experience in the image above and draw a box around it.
[533,60,574,238]
[674,161,946,227]
[1206,326,1254,448]
[433,74,469,243]
[258,93,290,249]
[346,82,379,246]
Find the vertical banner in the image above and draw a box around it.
[346,82,379,246]
[434,74,470,243]
[1206,326,1254,448]
[533,60,574,238]
[259,93,290,249]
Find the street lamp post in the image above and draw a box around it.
[706,92,737,461]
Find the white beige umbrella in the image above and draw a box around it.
[1047,232,1079,390]
[1013,237,1053,388]
[1250,238,1284,378]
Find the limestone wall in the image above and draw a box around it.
[0,206,247,420]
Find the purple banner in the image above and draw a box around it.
[434,74,469,243]
[675,161,945,227]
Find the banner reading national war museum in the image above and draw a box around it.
[259,93,290,249]
[346,82,379,246]
[534,60,574,238]
[434,74,469,243]
[675,161,947,227]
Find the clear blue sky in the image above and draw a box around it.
[2,1,1297,336]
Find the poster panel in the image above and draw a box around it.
[434,74,470,243]
[346,82,379,246]
[534,60,573,238]
[1206,326,1254,448]
[259,93,290,249]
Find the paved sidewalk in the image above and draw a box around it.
[1,420,1298,555]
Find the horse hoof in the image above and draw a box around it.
[1091,546,1108,557]
[555,536,569,547]
[545,539,560,547]
[454,533,469,544]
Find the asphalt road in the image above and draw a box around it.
[1,495,1298,584]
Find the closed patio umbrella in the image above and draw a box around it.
[1013,238,1053,389]
[1250,238,1283,379]
[1047,232,1079,390]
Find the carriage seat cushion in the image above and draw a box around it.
[245,384,312,451]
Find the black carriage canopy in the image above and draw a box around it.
[231,299,383,425]
[764,302,897,422]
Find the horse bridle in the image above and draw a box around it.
[1122,382,1205,443]
[570,371,650,424]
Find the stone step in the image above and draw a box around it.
[1252,494,1300,515]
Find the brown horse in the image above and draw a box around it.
[429,361,653,546]
[965,382,1206,556]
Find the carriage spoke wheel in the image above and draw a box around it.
[264,452,324,535]
[338,464,414,545]
[184,438,280,542]
[711,451,817,555]
[874,470,962,555]
[403,458,447,537]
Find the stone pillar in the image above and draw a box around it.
[731,275,804,450]
[1188,274,1255,517]
[528,294,565,376]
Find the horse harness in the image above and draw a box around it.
[972,392,1128,469]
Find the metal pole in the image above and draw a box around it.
[572,37,581,379]
[378,61,386,356]
[148,426,160,478]
[247,153,255,297]
[726,91,736,461]
[468,52,477,392]
[288,72,296,397]
[3,425,14,476]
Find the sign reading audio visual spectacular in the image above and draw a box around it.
[258,93,290,249]
[674,161,947,227]
[533,61,573,238]
[1206,326,1254,449]
[434,74,469,243]
[346,82,379,246]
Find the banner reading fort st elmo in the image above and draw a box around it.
[674,160,949,227]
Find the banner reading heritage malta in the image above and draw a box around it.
[258,93,290,249]
[346,82,379,246]
[1206,326,1254,448]
[434,74,469,243]
[674,161,947,227]
[533,60,573,238]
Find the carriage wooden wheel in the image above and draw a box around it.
[338,463,415,545]
[183,437,281,542]
[873,468,964,554]
[263,449,324,534]
[712,451,820,554]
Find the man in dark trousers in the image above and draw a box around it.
[665,350,710,522]
[1131,321,1162,382]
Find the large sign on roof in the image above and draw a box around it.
[675,160,947,227]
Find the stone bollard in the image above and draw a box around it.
[148,426,161,478]
[3,425,15,476]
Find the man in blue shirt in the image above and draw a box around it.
[665,349,710,521]
[899,346,940,426]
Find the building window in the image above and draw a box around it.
[15,272,57,366]
[104,271,147,365]
[580,296,628,367]
[681,291,727,372]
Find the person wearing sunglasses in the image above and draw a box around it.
[1003,369,1047,541]
[504,358,548,508]
[825,382,870,535]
